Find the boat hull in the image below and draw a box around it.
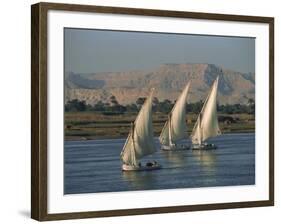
[161,144,190,151]
[191,143,217,150]
[122,163,162,171]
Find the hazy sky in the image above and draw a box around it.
[64,28,255,74]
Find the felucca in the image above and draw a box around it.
[191,77,221,150]
[120,89,161,171]
[159,81,191,150]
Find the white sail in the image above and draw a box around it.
[159,121,170,146]
[159,81,191,146]
[194,114,202,145]
[191,77,221,144]
[120,90,156,166]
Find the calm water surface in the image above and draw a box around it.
[64,133,255,194]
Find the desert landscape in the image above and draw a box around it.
[64,63,255,140]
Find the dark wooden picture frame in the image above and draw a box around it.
[31,2,274,221]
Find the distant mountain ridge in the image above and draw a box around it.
[65,63,255,105]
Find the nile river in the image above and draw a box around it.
[64,133,255,194]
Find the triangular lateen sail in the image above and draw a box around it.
[159,81,191,146]
[191,77,221,144]
[120,89,156,166]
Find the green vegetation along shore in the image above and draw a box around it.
[65,112,255,141]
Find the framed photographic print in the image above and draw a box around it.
[31,2,274,221]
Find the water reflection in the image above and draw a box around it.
[192,150,218,185]
[192,150,217,170]
[162,150,186,166]
[122,170,156,190]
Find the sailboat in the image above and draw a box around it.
[159,81,191,150]
[191,77,221,150]
[120,89,161,171]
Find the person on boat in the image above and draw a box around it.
[138,162,142,167]
[153,160,157,166]
[146,161,153,167]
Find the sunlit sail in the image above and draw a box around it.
[159,81,191,150]
[120,89,161,171]
[191,77,221,149]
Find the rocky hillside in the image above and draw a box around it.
[65,63,255,105]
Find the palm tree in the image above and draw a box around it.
[110,95,119,106]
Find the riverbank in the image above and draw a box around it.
[65,112,255,141]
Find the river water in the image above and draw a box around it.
[64,133,255,194]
